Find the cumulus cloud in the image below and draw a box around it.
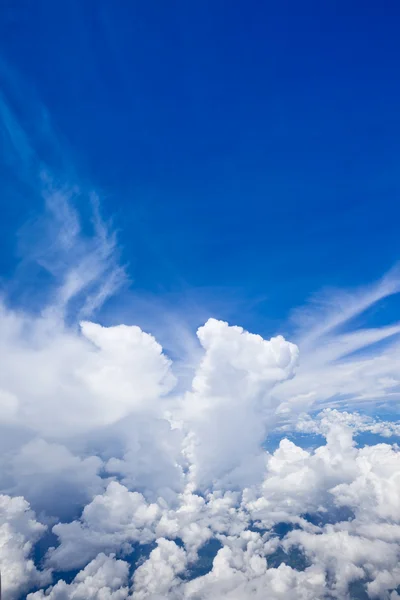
[26,413,396,599]
[0,293,177,439]
[0,494,50,600]
[0,438,105,520]
[1,249,400,599]
[181,319,299,490]
[48,482,161,571]
[132,539,187,599]
[296,408,400,439]
[27,553,130,600]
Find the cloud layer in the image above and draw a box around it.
[1,271,400,599]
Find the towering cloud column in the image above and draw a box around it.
[183,319,299,490]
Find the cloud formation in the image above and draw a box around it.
[1,286,400,599]
[0,494,50,598]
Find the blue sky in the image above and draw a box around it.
[2,5,400,599]
[1,0,400,337]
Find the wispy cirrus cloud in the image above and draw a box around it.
[274,270,400,417]
[0,62,128,322]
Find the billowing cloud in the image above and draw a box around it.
[0,438,105,520]
[27,553,130,600]
[181,318,299,490]
[0,494,50,599]
[132,539,187,599]
[1,267,400,599]
[48,482,161,571]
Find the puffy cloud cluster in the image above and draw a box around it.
[48,482,161,571]
[2,356,400,600]
[296,408,400,439]
[1,277,400,599]
[0,494,50,599]
[132,539,187,599]
[28,553,130,600]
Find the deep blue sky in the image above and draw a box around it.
[1,1,400,335]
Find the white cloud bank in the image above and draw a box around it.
[1,275,400,599]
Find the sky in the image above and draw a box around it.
[1,1,400,332]
[1,2,400,600]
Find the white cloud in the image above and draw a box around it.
[284,528,399,598]
[181,318,299,490]
[0,494,50,600]
[331,442,400,522]
[291,266,400,345]
[79,320,176,420]
[27,553,130,600]
[0,305,177,438]
[134,530,326,600]
[0,438,105,520]
[296,408,400,438]
[275,271,400,416]
[132,539,187,599]
[48,482,161,571]
[19,181,128,321]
